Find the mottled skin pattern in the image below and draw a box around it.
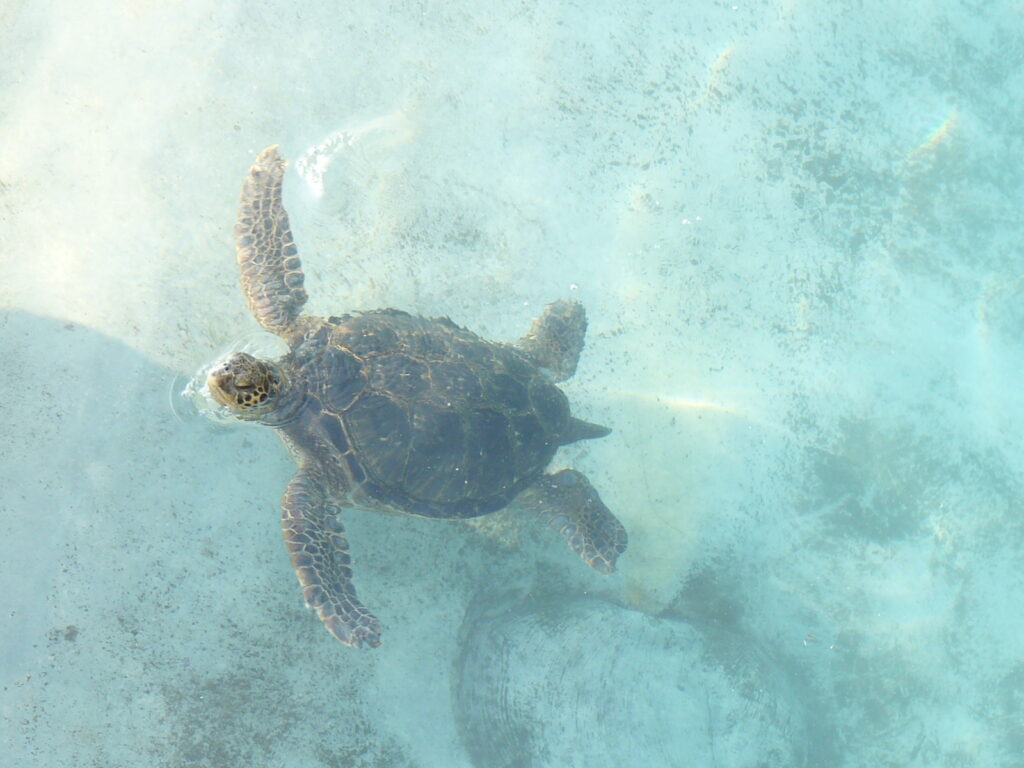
[234,149,307,335]
[516,299,588,382]
[207,146,627,648]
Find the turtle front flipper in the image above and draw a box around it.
[282,466,382,648]
[517,469,627,574]
[517,299,588,382]
[235,145,308,338]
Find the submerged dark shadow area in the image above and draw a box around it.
[0,311,418,766]
[453,585,820,768]
[0,310,636,767]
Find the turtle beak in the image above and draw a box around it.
[207,353,251,408]
[207,367,238,408]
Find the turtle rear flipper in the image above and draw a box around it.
[282,467,382,648]
[517,299,587,382]
[518,469,627,574]
[235,145,308,338]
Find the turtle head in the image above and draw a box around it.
[207,352,286,419]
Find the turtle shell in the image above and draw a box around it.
[287,309,572,520]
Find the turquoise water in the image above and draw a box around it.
[2,0,1022,765]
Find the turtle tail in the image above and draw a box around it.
[558,417,611,446]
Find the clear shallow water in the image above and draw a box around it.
[2,1,1022,766]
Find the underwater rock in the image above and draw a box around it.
[453,590,807,768]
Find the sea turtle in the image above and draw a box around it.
[207,146,627,648]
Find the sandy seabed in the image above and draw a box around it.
[2,1,1022,766]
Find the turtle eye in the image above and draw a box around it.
[235,374,253,387]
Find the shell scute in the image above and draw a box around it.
[291,311,575,518]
